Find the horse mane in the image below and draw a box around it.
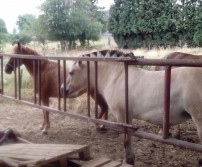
[82,50,144,60]
[23,46,42,56]
[13,43,42,56]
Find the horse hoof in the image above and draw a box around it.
[96,125,108,133]
[122,157,135,166]
[198,158,202,167]
[41,129,48,135]
[39,125,44,130]
[172,133,180,139]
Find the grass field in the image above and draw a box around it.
[2,36,202,108]
[3,36,202,58]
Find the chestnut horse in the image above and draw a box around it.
[61,50,202,165]
[155,52,202,71]
[5,42,108,134]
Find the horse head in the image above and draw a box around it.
[5,42,40,74]
[5,42,23,74]
[61,61,88,98]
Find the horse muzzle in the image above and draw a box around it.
[60,84,69,97]
[5,64,13,74]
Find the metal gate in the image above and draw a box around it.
[1,53,202,160]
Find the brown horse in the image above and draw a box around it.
[5,42,108,134]
[155,52,202,71]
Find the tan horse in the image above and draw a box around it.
[155,52,202,137]
[155,52,202,70]
[61,50,202,165]
[5,42,108,134]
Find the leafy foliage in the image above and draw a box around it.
[9,33,32,45]
[0,18,8,52]
[40,0,103,50]
[109,0,202,48]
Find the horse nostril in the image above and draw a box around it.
[5,67,11,74]
[60,84,69,96]
[60,85,64,96]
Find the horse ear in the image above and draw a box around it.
[17,42,21,50]
[78,61,82,67]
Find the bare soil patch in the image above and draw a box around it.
[0,101,201,167]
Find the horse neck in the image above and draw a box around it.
[22,59,47,77]
[89,62,124,93]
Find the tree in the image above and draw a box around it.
[193,1,202,46]
[10,14,36,45]
[109,0,181,48]
[16,14,37,35]
[40,0,103,50]
[31,15,49,47]
[108,0,202,48]
[9,33,32,45]
[0,18,8,52]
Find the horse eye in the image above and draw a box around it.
[69,71,74,76]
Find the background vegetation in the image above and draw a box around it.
[1,0,202,51]
[0,0,107,52]
[109,0,202,48]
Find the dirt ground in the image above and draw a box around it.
[0,101,202,167]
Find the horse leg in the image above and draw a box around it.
[116,111,135,165]
[96,106,108,132]
[95,95,108,132]
[41,98,50,134]
[41,110,50,134]
[39,111,46,131]
[191,117,202,141]
[123,133,135,165]
[172,124,181,139]
[158,125,180,139]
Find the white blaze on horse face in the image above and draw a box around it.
[66,61,88,98]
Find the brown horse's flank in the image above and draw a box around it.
[154,51,202,137]
[155,52,202,71]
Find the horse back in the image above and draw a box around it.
[155,52,202,71]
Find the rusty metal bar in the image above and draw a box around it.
[14,59,17,99]
[124,62,129,124]
[38,60,41,105]
[126,58,202,67]
[163,66,171,139]
[57,60,61,110]
[2,93,202,154]
[87,61,90,117]
[2,53,202,67]
[17,59,21,100]
[0,56,3,94]
[63,60,67,111]
[33,60,37,104]
[94,61,98,119]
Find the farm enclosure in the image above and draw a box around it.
[1,51,202,166]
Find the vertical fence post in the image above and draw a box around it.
[38,60,41,105]
[63,60,67,111]
[124,62,129,124]
[0,56,3,94]
[57,60,61,110]
[163,66,171,139]
[14,59,17,99]
[87,61,91,117]
[17,59,21,100]
[33,60,37,104]
[94,61,98,119]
